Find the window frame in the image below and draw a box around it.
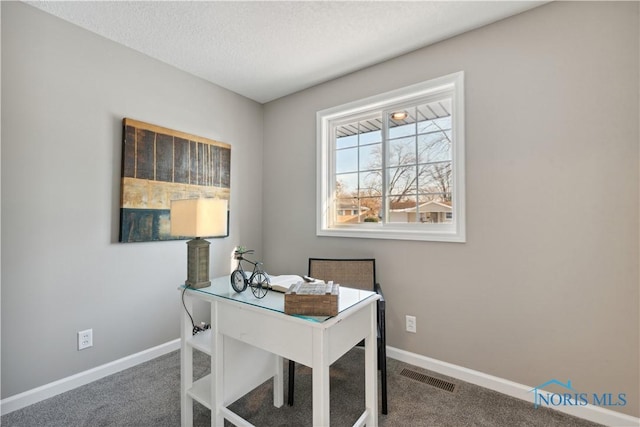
[317,71,466,242]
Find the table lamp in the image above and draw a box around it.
[170,198,228,288]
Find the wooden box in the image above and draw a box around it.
[284,282,339,316]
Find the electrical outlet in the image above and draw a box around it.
[405,315,417,333]
[78,329,93,350]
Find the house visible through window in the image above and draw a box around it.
[317,72,465,242]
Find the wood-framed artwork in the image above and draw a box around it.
[119,118,231,242]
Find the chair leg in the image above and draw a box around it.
[288,360,295,406]
[380,360,388,414]
[380,345,388,414]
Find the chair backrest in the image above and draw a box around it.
[308,258,376,291]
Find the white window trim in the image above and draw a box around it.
[316,71,466,242]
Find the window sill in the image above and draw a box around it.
[317,225,466,243]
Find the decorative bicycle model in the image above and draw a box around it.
[231,248,270,298]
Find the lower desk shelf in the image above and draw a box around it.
[187,375,212,410]
[185,330,213,412]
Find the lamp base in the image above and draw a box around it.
[185,237,211,289]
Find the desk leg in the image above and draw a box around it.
[211,300,224,427]
[273,355,284,408]
[180,294,193,427]
[364,303,378,426]
[312,328,330,426]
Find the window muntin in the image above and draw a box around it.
[318,72,465,242]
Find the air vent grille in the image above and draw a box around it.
[400,368,456,393]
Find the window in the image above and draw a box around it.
[317,72,465,242]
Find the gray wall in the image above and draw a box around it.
[263,1,639,417]
[1,2,264,397]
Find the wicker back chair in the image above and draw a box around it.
[287,258,388,415]
[309,258,376,290]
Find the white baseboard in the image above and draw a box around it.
[387,346,639,427]
[0,339,180,416]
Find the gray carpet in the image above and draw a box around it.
[2,347,603,427]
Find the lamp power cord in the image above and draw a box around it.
[181,285,211,335]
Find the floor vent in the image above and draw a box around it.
[399,368,456,393]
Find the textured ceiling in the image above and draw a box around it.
[25,1,546,103]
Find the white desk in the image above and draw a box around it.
[180,275,380,427]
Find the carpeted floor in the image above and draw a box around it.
[2,347,603,427]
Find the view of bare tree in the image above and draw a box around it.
[334,114,453,222]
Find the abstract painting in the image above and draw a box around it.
[119,118,231,242]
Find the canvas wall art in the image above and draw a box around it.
[119,118,231,242]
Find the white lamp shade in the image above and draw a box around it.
[170,198,228,237]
